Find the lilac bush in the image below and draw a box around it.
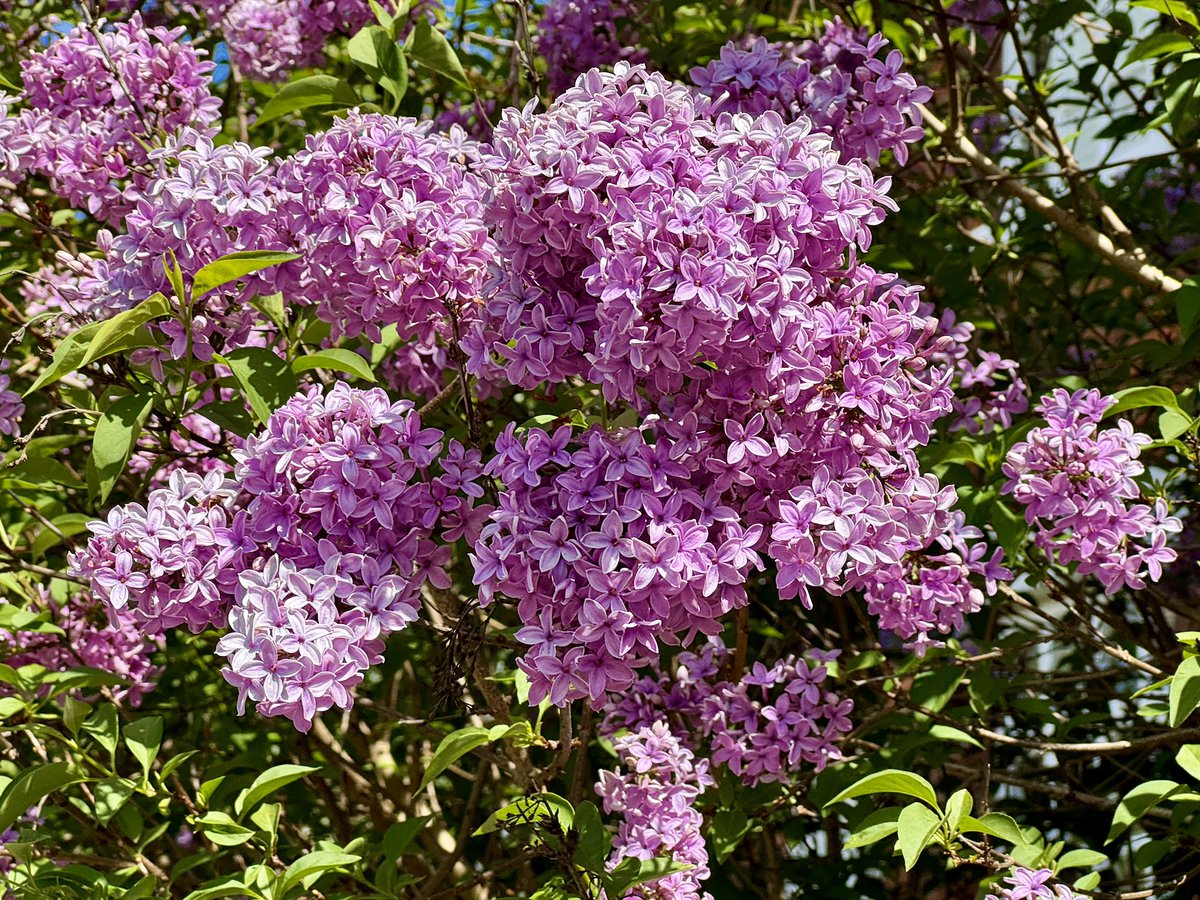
[1,1,1194,897]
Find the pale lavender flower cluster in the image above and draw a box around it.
[98,133,287,361]
[219,384,482,730]
[595,722,713,900]
[197,0,372,82]
[690,22,932,166]
[0,364,24,438]
[73,384,481,731]
[1,593,162,707]
[18,264,100,336]
[987,868,1085,900]
[273,113,495,344]
[1002,389,1181,593]
[602,641,854,786]
[15,15,221,223]
[473,424,760,706]
[472,63,897,403]
[69,470,244,634]
[535,0,648,95]
[216,554,416,731]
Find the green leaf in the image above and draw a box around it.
[196,811,256,848]
[93,777,136,826]
[0,762,84,832]
[1107,780,1184,843]
[79,293,171,369]
[943,788,973,834]
[1127,32,1195,65]
[928,724,984,749]
[961,812,1030,847]
[124,875,157,900]
[348,24,409,103]
[1160,408,1192,441]
[709,808,750,864]
[88,392,155,504]
[572,800,610,871]
[82,705,119,762]
[191,251,300,301]
[382,815,430,860]
[824,769,939,810]
[406,18,469,86]
[1170,656,1200,727]
[62,697,91,736]
[1131,0,1199,30]
[420,723,526,790]
[220,347,298,425]
[277,850,361,895]
[1057,848,1108,870]
[474,792,574,836]
[844,807,902,849]
[910,666,965,714]
[235,765,320,818]
[1106,385,1183,419]
[163,252,186,302]
[0,697,25,720]
[26,321,103,395]
[604,857,691,896]
[1177,745,1200,782]
[256,75,359,126]
[1177,278,1200,342]
[291,349,377,383]
[896,802,942,871]
[122,716,163,784]
[31,513,93,559]
[185,876,268,900]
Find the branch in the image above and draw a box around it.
[920,106,1184,295]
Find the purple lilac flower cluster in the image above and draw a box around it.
[72,384,483,730]
[535,0,648,96]
[220,383,484,729]
[273,113,495,344]
[1002,389,1182,592]
[196,0,372,83]
[949,0,1007,43]
[690,22,933,166]
[1,592,162,707]
[473,424,760,706]
[97,133,288,362]
[471,63,1005,665]
[987,868,1085,900]
[472,63,897,402]
[602,641,853,786]
[69,470,244,634]
[14,15,221,224]
[926,306,1028,435]
[595,722,713,900]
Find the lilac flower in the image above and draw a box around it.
[602,640,853,787]
[535,0,648,95]
[1002,389,1182,593]
[690,24,933,167]
[1,591,163,707]
[272,112,496,358]
[595,723,713,900]
[14,15,221,224]
[987,868,1085,900]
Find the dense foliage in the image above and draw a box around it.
[0,0,1199,897]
